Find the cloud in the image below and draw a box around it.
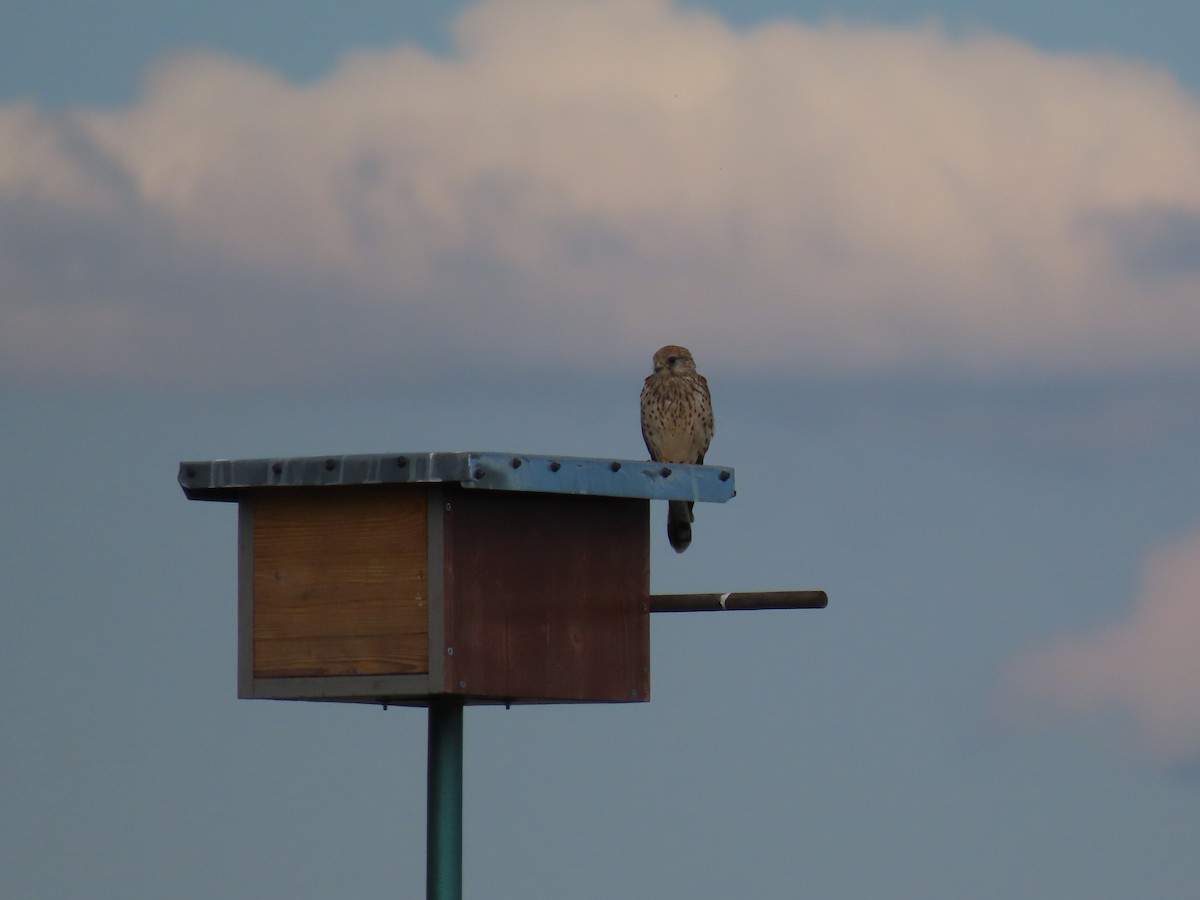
[1093,206,1200,279]
[3,0,1200,385]
[998,529,1200,767]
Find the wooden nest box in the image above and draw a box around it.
[179,451,735,706]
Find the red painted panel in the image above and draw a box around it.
[440,487,649,702]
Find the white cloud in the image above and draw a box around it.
[3,0,1200,384]
[999,529,1200,766]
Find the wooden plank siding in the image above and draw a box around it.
[251,486,430,678]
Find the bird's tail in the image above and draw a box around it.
[667,500,695,553]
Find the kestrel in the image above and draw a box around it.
[640,344,714,553]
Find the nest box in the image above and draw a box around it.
[179,452,734,706]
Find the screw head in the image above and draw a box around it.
[396,456,408,468]
[610,461,622,472]
[719,470,731,481]
[324,458,336,471]
[549,460,561,472]
[271,462,282,475]
[473,467,485,479]
[660,466,672,478]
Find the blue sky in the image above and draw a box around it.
[4,2,1199,109]
[3,2,1200,897]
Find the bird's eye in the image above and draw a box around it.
[667,356,677,365]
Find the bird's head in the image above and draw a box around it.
[652,344,696,375]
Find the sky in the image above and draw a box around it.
[3,1,1200,897]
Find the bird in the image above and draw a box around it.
[640,344,714,553]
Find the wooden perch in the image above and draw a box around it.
[649,590,827,613]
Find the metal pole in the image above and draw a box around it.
[427,699,463,900]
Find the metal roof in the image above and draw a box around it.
[179,451,735,503]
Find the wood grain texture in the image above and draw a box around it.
[251,486,429,678]
[441,488,650,702]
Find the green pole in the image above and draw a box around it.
[427,699,463,900]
